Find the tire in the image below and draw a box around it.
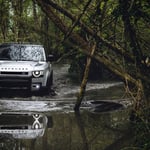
[49,70,53,86]
[44,70,53,95]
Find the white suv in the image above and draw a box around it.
[0,43,53,93]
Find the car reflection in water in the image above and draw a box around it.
[0,112,48,139]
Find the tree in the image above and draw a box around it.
[0,0,10,41]
[0,0,52,51]
[35,0,150,114]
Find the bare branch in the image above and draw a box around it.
[63,0,93,41]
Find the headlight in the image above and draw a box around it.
[32,71,43,78]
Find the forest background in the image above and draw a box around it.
[0,0,150,148]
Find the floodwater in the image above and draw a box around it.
[0,64,132,150]
[0,109,131,150]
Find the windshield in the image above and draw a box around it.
[0,45,45,61]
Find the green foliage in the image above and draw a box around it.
[128,108,150,150]
[0,0,149,148]
[134,122,150,149]
[0,0,149,83]
[0,0,65,56]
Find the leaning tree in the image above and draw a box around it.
[36,0,150,115]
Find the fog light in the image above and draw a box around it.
[32,84,40,90]
[36,84,40,89]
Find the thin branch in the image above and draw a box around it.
[63,0,93,41]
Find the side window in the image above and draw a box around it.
[0,47,10,59]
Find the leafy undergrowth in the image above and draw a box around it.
[128,109,150,150]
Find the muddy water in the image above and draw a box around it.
[0,63,132,149]
[0,109,131,150]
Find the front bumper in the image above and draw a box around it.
[0,76,31,89]
[0,75,45,91]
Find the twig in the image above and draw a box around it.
[63,0,93,42]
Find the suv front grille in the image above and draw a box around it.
[0,76,31,88]
[1,126,28,130]
[0,71,28,75]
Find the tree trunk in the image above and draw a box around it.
[74,44,96,111]
[0,0,9,42]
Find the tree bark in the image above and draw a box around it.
[74,44,96,111]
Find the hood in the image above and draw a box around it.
[0,61,47,72]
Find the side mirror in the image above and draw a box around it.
[47,54,54,62]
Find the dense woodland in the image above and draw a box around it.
[0,0,150,148]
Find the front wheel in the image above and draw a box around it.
[49,70,53,86]
[44,71,53,95]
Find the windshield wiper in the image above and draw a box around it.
[20,59,38,61]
